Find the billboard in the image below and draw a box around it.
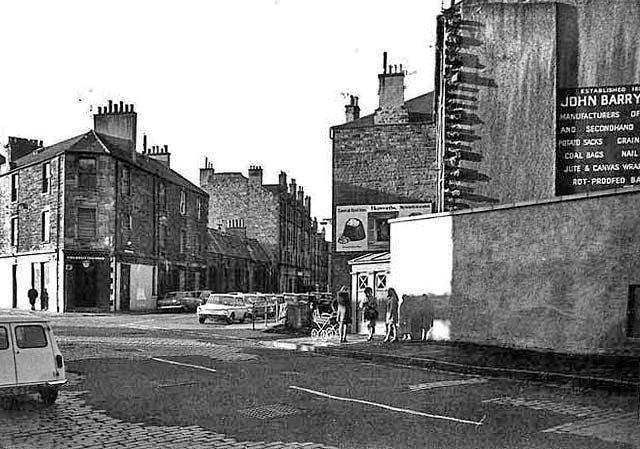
[556,84,640,195]
[335,203,432,252]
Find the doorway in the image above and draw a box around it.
[627,285,640,338]
[120,264,131,311]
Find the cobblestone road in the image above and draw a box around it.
[1,333,337,449]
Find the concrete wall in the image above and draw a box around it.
[391,189,640,354]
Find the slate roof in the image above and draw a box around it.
[207,229,270,263]
[333,92,434,130]
[9,130,204,193]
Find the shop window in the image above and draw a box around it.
[376,273,387,290]
[42,162,51,194]
[11,173,18,202]
[78,208,96,239]
[41,210,50,242]
[78,157,97,188]
[358,274,368,290]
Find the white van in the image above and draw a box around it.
[0,311,66,405]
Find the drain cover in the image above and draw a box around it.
[238,404,299,420]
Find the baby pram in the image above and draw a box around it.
[311,308,339,341]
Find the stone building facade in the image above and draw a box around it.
[0,102,209,312]
[200,164,329,293]
[331,55,439,291]
[206,228,271,293]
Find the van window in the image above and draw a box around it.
[0,327,8,350]
[15,325,48,348]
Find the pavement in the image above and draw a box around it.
[268,332,640,392]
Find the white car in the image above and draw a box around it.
[1,311,66,405]
[197,294,252,324]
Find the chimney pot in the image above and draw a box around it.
[119,101,124,113]
[164,144,168,153]
[143,134,147,153]
[108,100,113,113]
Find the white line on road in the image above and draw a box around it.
[289,385,485,426]
[151,357,217,373]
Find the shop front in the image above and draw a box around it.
[348,252,390,335]
[64,251,111,312]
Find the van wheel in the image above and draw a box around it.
[226,313,235,325]
[40,387,58,406]
[198,316,206,324]
[239,313,247,324]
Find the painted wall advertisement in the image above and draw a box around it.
[335,203,432,252]
[556,84,640,195]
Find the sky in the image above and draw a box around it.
[0,0,442,227]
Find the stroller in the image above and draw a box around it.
[311,306,339,341]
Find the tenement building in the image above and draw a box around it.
[0,101,209,312]
[330,53,438,302]
[390,0,640,355]
[206,227,271,293]
[200,164,329,293]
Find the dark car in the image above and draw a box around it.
[157,290,212,312]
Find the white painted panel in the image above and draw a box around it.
[390,215,453,297]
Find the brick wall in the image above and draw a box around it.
[332,122,438,290]
[391,189,640,354]
[247,182,279,264]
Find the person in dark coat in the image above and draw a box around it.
[41,288,49,311]
[27,288,38,311]
[360,287,378,341]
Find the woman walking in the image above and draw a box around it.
[360,287,378,341]
[383,288,399,343]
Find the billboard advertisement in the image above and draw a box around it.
[556,84,640,195]
[335,203,432,252]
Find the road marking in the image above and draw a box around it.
[289,385,484,426]
[408,377,487,391]
[151,357,217,373]
[155,381,200,389]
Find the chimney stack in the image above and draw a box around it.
[374,52,409,125]
[248,165,263,187]
[304,195,311,212]
[345,95,360,122]
[199,157,215,187]
[5,136,42,162]
[289,178,297,196]
[297,186,304,202]
[94,100,137,152]
[279,171,287,189]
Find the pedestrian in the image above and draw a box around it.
[383,287,399,343]
[41,288,49,311]
[27,287,38,311]
[360,287,378,341]
[336,286,351,343]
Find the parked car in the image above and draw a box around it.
[157,290,211,312]
[246,293,277,318]
[0,311,66,406]
[197,294,252,324]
